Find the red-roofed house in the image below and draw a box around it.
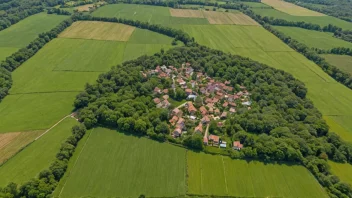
[223,102,229,108]
[217,122,224,127]
[154,87,161,94]
[229,107,236,114]
[163,89,169,94]
[187,102,197,115]
[169,116,179,126]
[194,123,203,135]
[201,116,210,124]
[173,128,182,137]
[163,95,169,100]
[199,106,207,116]
[209,135,219,146]
[214,109,220,115]
[172,108,182,117]
[153,98,161,104]
[233,141,243,150]
[185,89,193,95]
[220,112,227,119]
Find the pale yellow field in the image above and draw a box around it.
[261,0,325,16]
[203,11,234,24]
[0,131,44,164]
[227,12,260,26]
[76,4,94,12]
[169,8,204,18]
[59,21,136,41]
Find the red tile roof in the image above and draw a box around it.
[209,134,219,142]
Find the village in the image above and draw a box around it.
[145,63,252,150]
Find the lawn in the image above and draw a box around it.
[274,26,352,50]
[321,54,352,75]
[0,93,77,133]
[261,0,324,16]
[0,13,69,48]
[0,131,44,164]
[58,128,186,197]
[188,151,328,197]
[59,21,136,41]
[0,118,77,186]
[252,8,352,30]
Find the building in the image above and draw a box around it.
[153,98,161,104]
[199,106,207,116]
[220,112,227,119]
[185,89,193,95]
[220,141,227,148]
[229,108,236,114]
[187,102,197,115]
[201,116,210,124]
[173,128,182,137]
[154,87,161,94]
[233,141,243,150]
[208,135,219,146]
[163,95,169,100]
[172,108,182,117]
[169,116,179,126]
[194,123,203,135]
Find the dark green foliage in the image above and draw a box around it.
[47,8,71,16]
[183,134,204,150]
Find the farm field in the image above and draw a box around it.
[0,13,69,49]
[252,8,352,30]
[202,11,259,25]
[321,54,352,75]
[59,21,135,41]
[0,21,176,133]
[0,118,77,186]
[0,130,43,164]
[261,0,324,16]
[273,26,352,50]
[176,24,352,143]
[170,8,204,18]
[188,152,328,197]
[0,47,18,61]
[329,160,352,185]
[58,128,186,198]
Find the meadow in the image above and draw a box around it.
[188,152,328,197]
[252,8,352,30]
[58,128,186,198]
[0,118,77,186]
[0,130,43,164]
[321,54,352,75]
[329,160,352,185]
[273,26,352,50]
[261,0,324,16]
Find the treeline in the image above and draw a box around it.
[73,14,194,45]
[0,0,64,31]
[315,47,352,56]
[243,9,352,90]
[47,8,71,15]
[0,124,86,198]
[74,46,352,197]
[0,17,74,101]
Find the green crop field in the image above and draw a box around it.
[188,151,328,197]
[329,160,352,185]
[252,8,352,30]
[58,128,186,198]
[273,26,352,50]
[176,24,352,143]
[0,118,77,186]
[0,47,18,61]
[321,54,352,75]
[0,13,69,49]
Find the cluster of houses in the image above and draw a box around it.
[146,63,249,150]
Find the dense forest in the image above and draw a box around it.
[74,45,352,197]
[284,0,352,22]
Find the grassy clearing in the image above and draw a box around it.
[329,160,352,185]
[170,8,204,18]
[0,13,69,48]
[321,54,352,75]
[59,21,136,41]
[188,151,328,197]
[123,43,174,61]
[0,93,77,133]
[0,131,44,164]
[59,128,186,197]
[252,8,352,30]
[92,4,171,24]
[261,0,325,16]
[128,28,174,44]
[75,4,94,11]
[274,26,352,49]
[0,118,77,186]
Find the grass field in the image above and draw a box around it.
[188,151,328,197]
[261,0,325,16]
[58,128,186,197]
[321,54,352,75]
[227,12,260,25]
[0,13,69,49]
[59,21,136,41]
[0,131,44,164]
[0,47,19,61]
[170,8,204,18]
[252,8,352,30]
[0,118,77,186]
[329,160,352,185]
[274,26,352,49]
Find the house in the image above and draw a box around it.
[203,136,208,145]
[224,80,230,85]
[225,86,233,92]
[153,98,161,104]
[220,112,227,119]
[205,98,212,104]
[162,99,170,108]
[155,66,161,73]
[161,65,167,71]
[177,118,185,128]
[163,89,169,94]
[199,106,207,116]
[212,98,219,104]
[186,67,194,74]
[154,87,161,94]
[169,116,179,125]
[229,102,236,107]
[187,94,197,100]
[185,89,193,95]
[242,101,252,106]
[229,107,236,114]
[214,109,220,115]
[194,123,203,135]
[201,116,210,124]
[233,141,243,150]
[223,102,229,108]
[163,95,169,100]
[187,102,197,115]
[208,135,219,146]
[173,128,182,137]
[172,108,181,116]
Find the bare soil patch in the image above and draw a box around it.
[0,131,44,164]
[169,8,204,18]
[59,21,136,41]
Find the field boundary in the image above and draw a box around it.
[9,90,81,95]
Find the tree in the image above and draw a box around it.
[194,96,202,108]
[155,122,170,134]
[183,134,204,150]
